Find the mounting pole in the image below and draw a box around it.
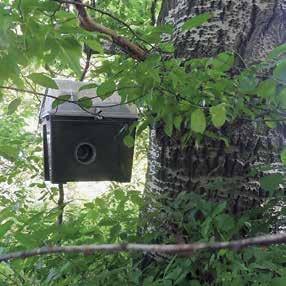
[57,183,65,225]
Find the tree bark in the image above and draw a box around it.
[144,0,286,231]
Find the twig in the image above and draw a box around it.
[0,232,286,262]
[57,184,65,225]
[80,46,92,81]
[0,85,70,101]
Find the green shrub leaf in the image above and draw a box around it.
[191,109,206,134]
[182,13,212,31]
[28,73,58,89]
[210,104,226,128]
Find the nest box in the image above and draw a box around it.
[39,79,138,184]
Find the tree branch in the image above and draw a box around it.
[80,45,92,81]
[1,232,286,262]
[54,0,150,47]
[66,0,147,61]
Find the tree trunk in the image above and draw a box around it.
[144,0,286,232]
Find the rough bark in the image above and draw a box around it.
[144,0,286,228]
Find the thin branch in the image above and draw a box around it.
[1,232,286,262]
[80,46,92,81]
[70,0,146,61]
[0,85,66,101]
[0,85,99,103]
[57,184,65,225]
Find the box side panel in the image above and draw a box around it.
[42,123,50,181]
[118,126,136,182]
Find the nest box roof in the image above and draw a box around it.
[39,79,138,120]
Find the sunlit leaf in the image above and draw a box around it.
[273,60,286,82]
[28,73,58,89]
[123,135,134,147]
[85,39,103,53]
[210,104,226,128]
[52,94,71,109]
[7,98,21,115]
[281,149,286,165]
[257,79,277,98]
[182,13,212,31]
[97,81,116,99]
[210,52,234,72]
[78,97,93,109]
[191,109,206,134]
[79,83,98,91]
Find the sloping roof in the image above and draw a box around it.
[39,79,138,120]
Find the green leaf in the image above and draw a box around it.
[136,119,149,136]
[78,97,93,109]
[265,117,277,129]
[210,104,226,128]
[174,115,183,130]
[278,88,286,108]
[0,220,13,237]
[268,44,286,59]
[210,52,234,72]
[281,149,286,165]
[182,13,212,31]
[58,38,82,77]
[0,145,18,161]
[7,98,21,115]
[123,135,134,147]
[191,109,206,134]
[260,174,284,191]
[79,83,98,91]
[145,24,174,42]
[215,214,235,233]
[85,40,103,53]
[109,224,121,239]
[257,79,277,98]
[273,60,286,82]
[28,73,58,89]
[238,73,258,94]
[164,122,173,137]
[52,95,71,109]
[97,81,116,99]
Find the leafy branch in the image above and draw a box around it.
[1,232,286,262]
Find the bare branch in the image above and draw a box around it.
[57,184,65,225]
[0,85,77,102]
[1,232,286,262]
[80,46,92,81]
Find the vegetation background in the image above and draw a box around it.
[1,0,286,285]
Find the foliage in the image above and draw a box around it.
[0,0,285,142]
[0,181,285,285]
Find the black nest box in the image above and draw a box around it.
[39,79,138,184]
